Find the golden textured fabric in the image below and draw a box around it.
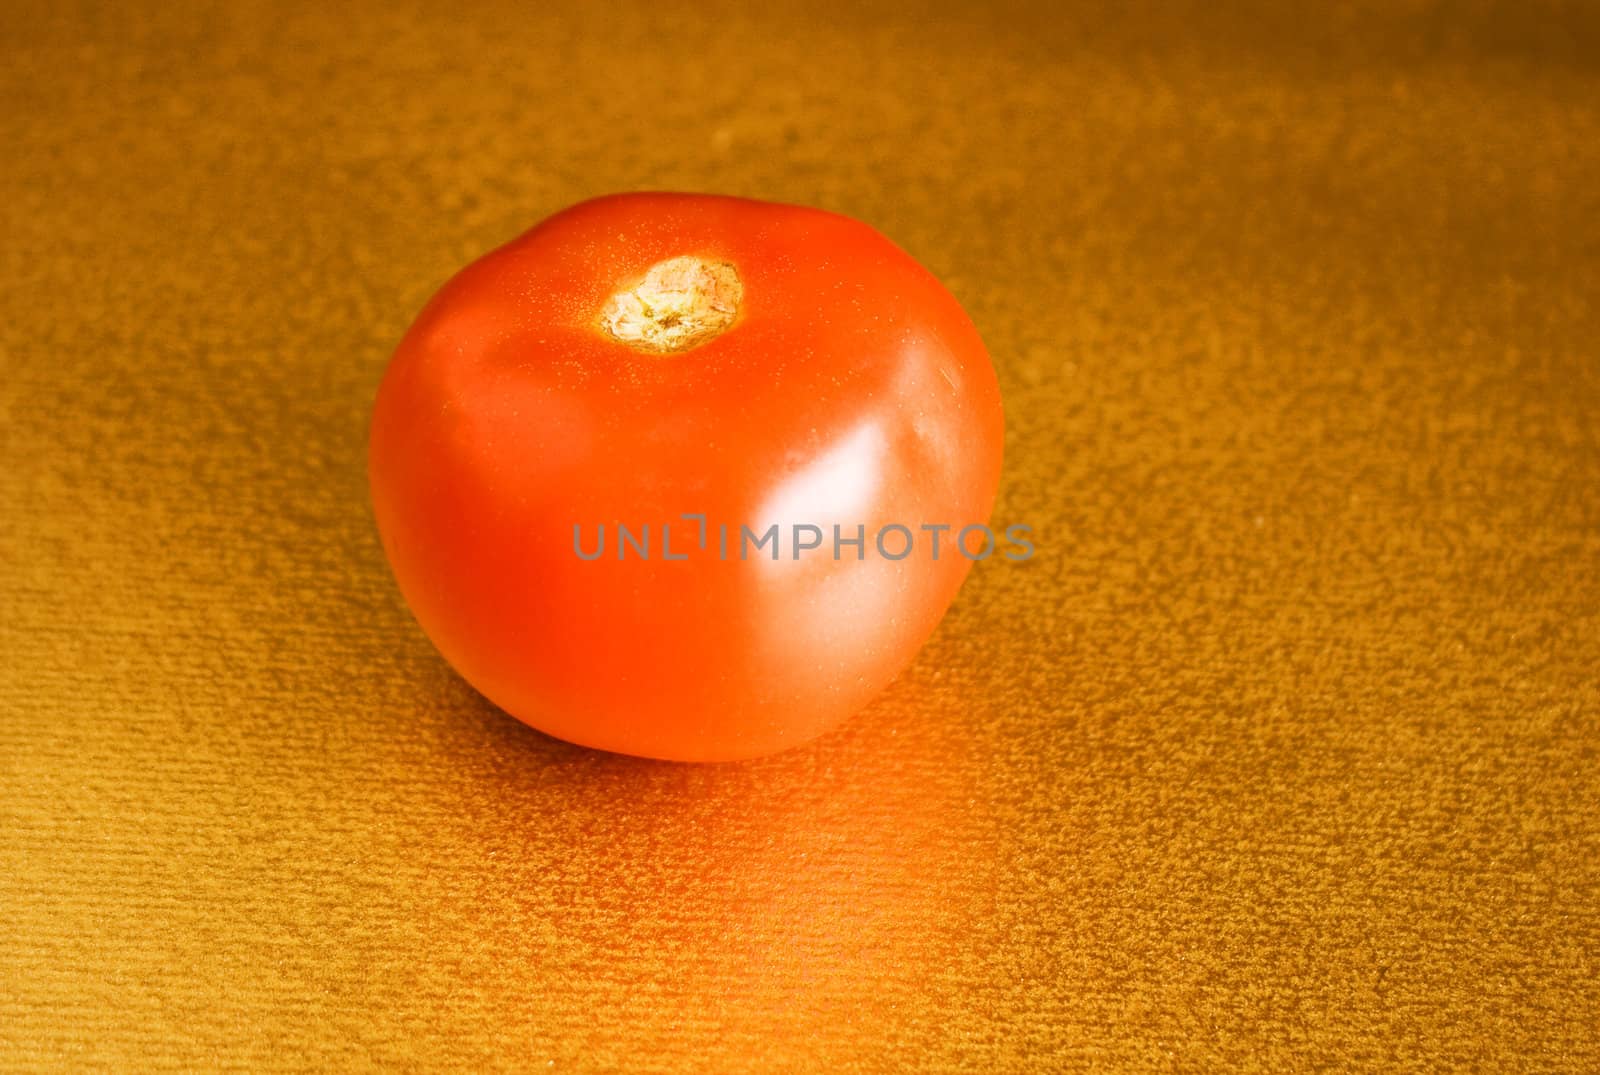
[4,1,1598,1069]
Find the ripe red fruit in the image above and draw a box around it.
[370,193,1004,761]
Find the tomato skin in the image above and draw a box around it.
[369,193,1003,762]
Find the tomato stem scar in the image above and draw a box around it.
[599,255,742,353]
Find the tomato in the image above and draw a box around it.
[369,193,1004,761]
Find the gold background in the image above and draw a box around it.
[4,1,1598,1069]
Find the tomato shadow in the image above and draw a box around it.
[445,661,1003,1044]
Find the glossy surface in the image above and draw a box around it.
[5,0,1599,1069]
[370,194,1004,760]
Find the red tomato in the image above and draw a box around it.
[369,193,1003,761]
